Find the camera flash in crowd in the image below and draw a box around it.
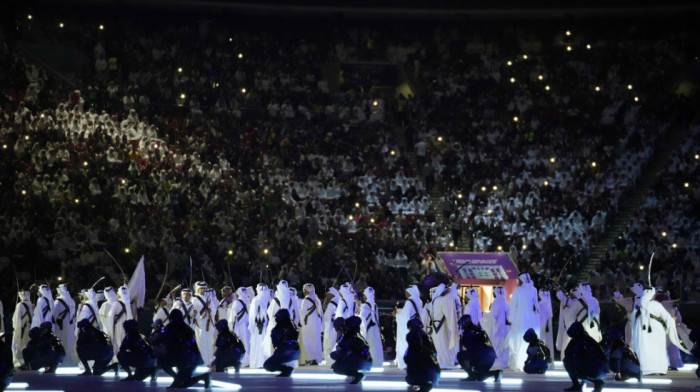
[22,190,27,195]
[684,182,690,188]
[437,136,443,142]
[628,84,633,90]
[58,276,63,281]
[99,25,104,31]
[2,144,6,149]
[449,241,454,247]
[481,186,487,192]
[124,248,130,254]
[695,154,699,160]
[591,161,597,167]
[550,157,556,163]
[180,93,186,99]
[263,248,269,255]
[544,180,550,186]
[662,231,667,237]
[228,250,233,256]
[565,30,571,36]
[497,245,503,251]
[522,54,528,60]
[510,77,516,83]
[241,88,246,94]
[370,218,375,223]
[373,100,378,106]
[83,161,88,167]
[639,265,644,270]
[492,185,498,191]
[59,22,64,28]
[513,116,519,122]
[238,53,243,59]
[74,198,80,204]
[595,86,601,92]
[672,243,678,248]
[390,150,395,156]
[634,96,639,102]
[355,202,360,208]
[586,44,592,50]
[317,241,323,247]
[545,85,550,91]
[538,75,543,81]
[28,14,32,20]
[457,193,463,199]
[348,215,353,221]
[566,46,572,52]
[507,60,512,66]
[177,67,183,73]
[25,135,30,140]
[522,244,528,250]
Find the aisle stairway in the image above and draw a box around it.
[577,120,685,282]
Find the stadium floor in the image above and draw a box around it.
[8,362,699,392]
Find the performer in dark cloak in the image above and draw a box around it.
[563,322,609,392]
[0,332,14,392]
[456,315,502,382]
[160,309,211,388]
[76,319,117,376]
[22,322,65,373]
[601,329,641,382]
[117,320,157,381]
[523,328,551,374]
[212,320,245,373]
[263,309,300,377]
[404,319,440,392]
[330,316,372,384]
[150,319,176,378]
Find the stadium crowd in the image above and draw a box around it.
[0,9,696,303]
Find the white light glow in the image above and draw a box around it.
[625,378,672,384]
[440,371,465,379]
[434,389,480,392]
[211,380,242,390]
[369,367,384,373]
[679,363,698,371]
[361,380,408,389]
[545,370,569,377]
[195,366,210,372]
[8,382,30,389]
[228,368,269,374]
[291,373,346,380]
[554,360,563,368]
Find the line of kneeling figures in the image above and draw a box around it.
[3,309,699,392]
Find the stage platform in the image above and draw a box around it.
[7,362,699,392]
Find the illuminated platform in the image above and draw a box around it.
[7,365,699,392]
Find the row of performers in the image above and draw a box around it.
[2,274,698,385]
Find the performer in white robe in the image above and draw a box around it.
[430,284,457,369]
[613,283,644,344]
[12,290,33,367]
[248,284,270,368]
[334,283,358,321]
[299,284,323,365]
[0,299,3,333]
[556,287,586,357]
[217,286,234,321]
[506,272,539,371]
[538,288,554,361]
[53,284,78,366]
[395,285,422,370]
[485,286,510,369]
[153,297,173,327]
[98,287,117,329]
[228,287,250,366]
[463,288,482,327]
[31,284,54,329]
[289,287,302,328]
[322,287,340,365]
[105,286,133,362]
[579,282,602,342]
[630,286,689,375]
[172,288,194,326]
[263,281,291,357]
[76,288,101,330]
[359,286,383,368]
[449,283,462,320]
[655,290,688,369]
[191,282,215,367]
